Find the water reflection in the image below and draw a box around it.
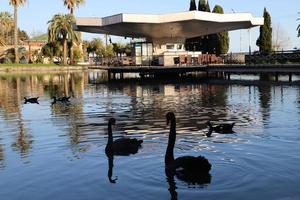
[0,71,300,199]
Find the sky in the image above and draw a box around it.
[0,0,299,52]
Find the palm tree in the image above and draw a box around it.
[63,0,85,15]
[9,0,26,63]
[0,12,14,44]
[48,14,78,65]
[63,0,85,65]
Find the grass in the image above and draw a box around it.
[0,63,80,67]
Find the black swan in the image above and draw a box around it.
[206,121,235,137]
[105,118,143,156]
[24,97,39,104]
[165,112,211,183]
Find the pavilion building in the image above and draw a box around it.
[75,11,263,66]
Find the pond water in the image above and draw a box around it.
[0,71,300,200]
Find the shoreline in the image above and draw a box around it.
[0,65,90,73]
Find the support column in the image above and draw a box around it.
[289,73,292,82]
[275,73,279,82]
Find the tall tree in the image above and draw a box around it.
[0,12,13,45]
[256,8,272,53]
[297,12,300,38]
[48,14,78,65]
[189,0,197,11]
[9,0,26,63]
[63,0,85,14]
[212,5,229,55]
[198,0,206,11]
[186,0,211,53]
[63,0,85,65]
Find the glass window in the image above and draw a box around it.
[166,44,175,50]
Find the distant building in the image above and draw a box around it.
[75,11,263,66]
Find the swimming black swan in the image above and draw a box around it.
[165,112,211,183]
[206,121,235,137]
[24,97,39,104]
[105,118,143,156]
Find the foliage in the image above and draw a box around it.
[48,14,78,65]
[189,0,197,11]
[212,5,229,55]
[63,0,85,14]
[73,47,83,63]
[256,8,272,53]
[0,11,13,46]
[9,0,27,63]
[198,0,206,11]
[41,41,63,62]
[186,0,212,53]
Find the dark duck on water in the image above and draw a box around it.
[105,118,143,156]
[24,97,39,104]
[52,96,71,104]
[165,112,211,183]
[206,121,235,137]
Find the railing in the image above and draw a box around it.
[246,50,300,64]
[89,54,227,67]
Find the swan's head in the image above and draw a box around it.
[166,112,175,125]
[108,118,116,126]
[52,96,56,100]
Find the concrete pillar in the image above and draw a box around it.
[289,73,292,82]
[275,73,279,82]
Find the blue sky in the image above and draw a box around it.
[0,0,299,52]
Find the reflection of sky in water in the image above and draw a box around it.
[0,71,300,200]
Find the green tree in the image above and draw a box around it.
[256,8,272,53]
[48,14,78,65]
[189,0,197,11]
[212,5,229,55]
[41,41,63,62]
[63,0,85,65]
[198,0,206,11]
[186,0,211,53]
[0,12,14,45]
[9,0,27,63]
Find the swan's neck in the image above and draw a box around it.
[106,122,113,150]
[165,118,176,165]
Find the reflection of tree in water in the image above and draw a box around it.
[11,119,33,158]
[0,72,87,160]
[49,74,87,158]
[257,85,272,123]
[0,143,4,168]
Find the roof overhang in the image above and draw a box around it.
[75,11,264,43]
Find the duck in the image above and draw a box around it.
[206,121,235,137]
[105,118,143,156]
[165,112,211,182]
[24,97,39,104]
[52,96,71,104]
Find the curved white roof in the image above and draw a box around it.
[75,11,263,42]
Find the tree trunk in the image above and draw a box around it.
[14,5,19,64]
[70,9,74,65]
[63,36,67,65]
[70,43,74,65]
